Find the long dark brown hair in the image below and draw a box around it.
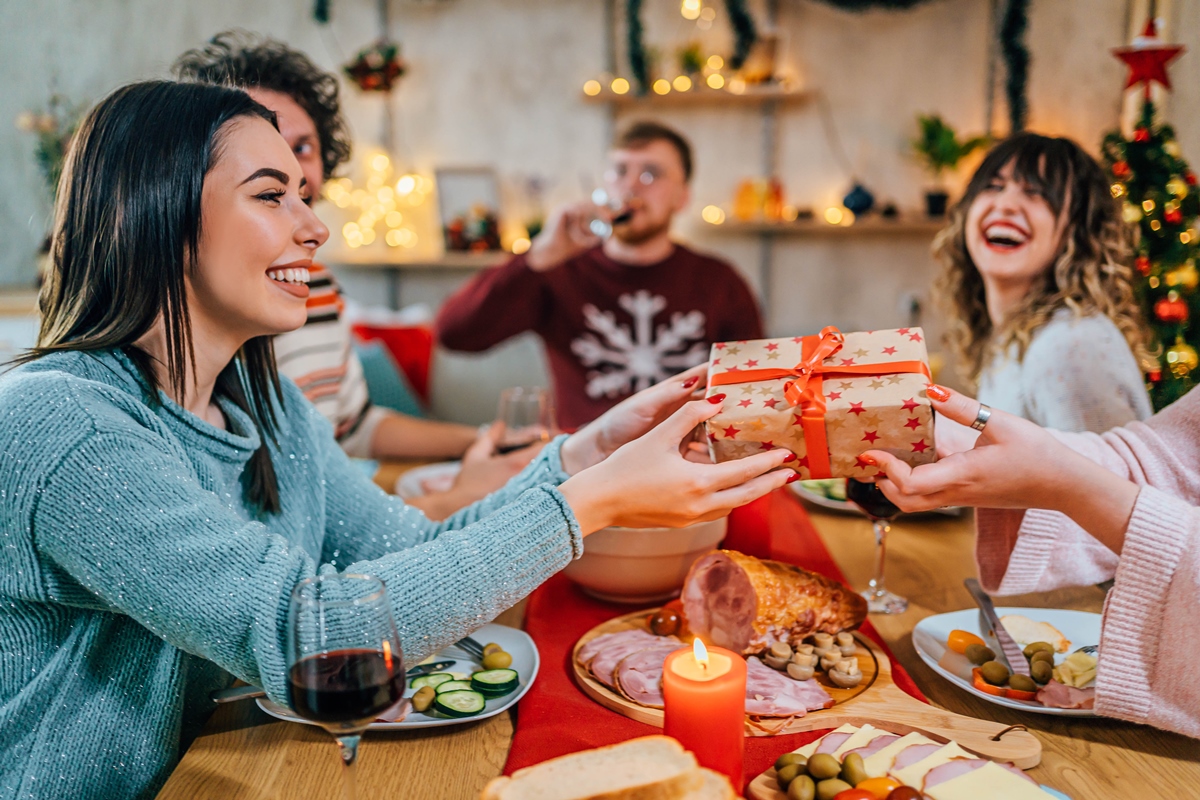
[23,80,286,513]
[933,132,1155,384]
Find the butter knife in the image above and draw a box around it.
[963,578,1030,676]
[210,658,457,704]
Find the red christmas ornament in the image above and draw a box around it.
[1113,18,1185,97]
[1187,171,1198,187]
[1136,255,1152,275]
[1155,293,1189,323]
[1148,368,1162,383]
[1113,160,1132,178]
[1165,207,1184,224]
[1133,127,1152,143]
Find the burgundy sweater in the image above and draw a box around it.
[436,244,763,430]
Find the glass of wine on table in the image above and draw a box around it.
[845,479,908,615]
[495,386,555,454]
[287,575,404,800]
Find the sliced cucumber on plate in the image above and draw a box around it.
[471,668,519,697]
[434,679,474,694]
[433,689,487,718]
[410,672,455,691]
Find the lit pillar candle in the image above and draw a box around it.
[662,639,747,791]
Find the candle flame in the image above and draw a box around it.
[693,638,709,669]
[382,639,394,673]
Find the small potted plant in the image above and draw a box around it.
[912,114,988,217]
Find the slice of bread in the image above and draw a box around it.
[999,614,1071,653]
[480,736,732,800]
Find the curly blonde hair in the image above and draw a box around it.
[933,132,1156,386]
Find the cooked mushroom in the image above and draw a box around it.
[827,658,863,688]
[787,662,815,681]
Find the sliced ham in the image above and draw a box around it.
[814,732,853,755]
[1037,680,1096,709]
[376,698,410,723]
[845,733,900,759]
[577,629,672,667]
[591,643,681,690]
[615,644,687,708]
[923,759,1035,790]
[681,550,868,654]
[890,743,942,771]
[744,657,834,717]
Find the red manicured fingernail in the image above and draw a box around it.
[707,393,726,404]
[859,454,877,466]
[782,452,796,462]
[682,376,699,389]
[786,472,801,484]
[926,384,951,402]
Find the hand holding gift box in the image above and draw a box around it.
[704,326,937,479]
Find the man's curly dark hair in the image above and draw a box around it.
[173,30,351,181]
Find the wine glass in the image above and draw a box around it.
[495,386,555,454]
[845,479,908,614]
[287,575,404,800]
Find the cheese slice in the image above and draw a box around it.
[862,732,937,778]
[793,724,859,759]
[890,743,975,787]
[924,761,1054,800]
[832,724,890,758]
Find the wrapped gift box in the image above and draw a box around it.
[704,326,936,479]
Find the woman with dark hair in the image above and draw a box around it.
[933,133,1155,445]
[0,80,794,799]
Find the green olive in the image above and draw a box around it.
[1008,674,1038,693]
[775,752,808,772]
[411,685,436,712]
[964,643,996,666]
[1023,641,1055,659]
[787,775,816,800]
[482,650,512,670]
[980,660,1011,686]
[806,753,841,781]
[840,752,869,787]
[776,763,803,789]
[482,642,504,656]
[1030,649,1055,666]
[1031,660,1053,685]
[815,778,852,800]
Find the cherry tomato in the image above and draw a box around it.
[947,629,985,654]
[854,777,902,799]
[832,791,876,800]
[885,788,923,800]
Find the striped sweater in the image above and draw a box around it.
[0,347,581,799]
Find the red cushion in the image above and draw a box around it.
[350,324,434,404]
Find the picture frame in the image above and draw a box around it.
[434,166,502,252]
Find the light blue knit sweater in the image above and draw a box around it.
[0,348,583,799]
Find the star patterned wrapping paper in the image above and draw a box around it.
[704,327,937,479]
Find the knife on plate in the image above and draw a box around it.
[963,578,1030,676]
[210,658,457,704]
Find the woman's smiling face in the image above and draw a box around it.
[188,116,329,341]
[965,158,1067,291]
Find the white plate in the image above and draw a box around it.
[394,461,461,499]
[912,606,1101,717]
[790,479,962,517]
[257,622,539,730]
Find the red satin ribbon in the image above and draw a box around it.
[709,326,931,478]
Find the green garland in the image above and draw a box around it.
[999,0,1029,132]
[625,0,756,95]
[724,0,757,70]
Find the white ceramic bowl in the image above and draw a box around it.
[562,517,728,604]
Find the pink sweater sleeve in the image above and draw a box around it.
[975,387,1200,736]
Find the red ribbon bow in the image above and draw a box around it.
[709,327,930,478]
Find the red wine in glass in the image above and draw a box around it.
[288,648,404,729]
[846,479,908,614]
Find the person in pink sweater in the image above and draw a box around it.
[862,384,1199,738]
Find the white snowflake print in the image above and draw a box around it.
[570,290,708,398]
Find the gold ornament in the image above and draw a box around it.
[1166,339,1199,378]
[1164,140,1182,158]
[1166,261,1200,290]
[1123,202,1144,223]
[1167,177,1189,199]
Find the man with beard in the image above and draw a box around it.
[437,121,763,430]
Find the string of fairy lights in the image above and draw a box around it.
[324,151,432,250]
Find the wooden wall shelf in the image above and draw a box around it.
[332,251,510,271]
[582,84,812,108]
[707,216,945,237]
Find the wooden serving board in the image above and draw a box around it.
[572,609,1042,784]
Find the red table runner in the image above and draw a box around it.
[504,489,928,790]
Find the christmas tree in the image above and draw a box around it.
[1101,19,1198,408]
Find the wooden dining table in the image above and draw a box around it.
[156,464,1200,799]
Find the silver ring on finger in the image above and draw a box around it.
[970,403,992,432]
